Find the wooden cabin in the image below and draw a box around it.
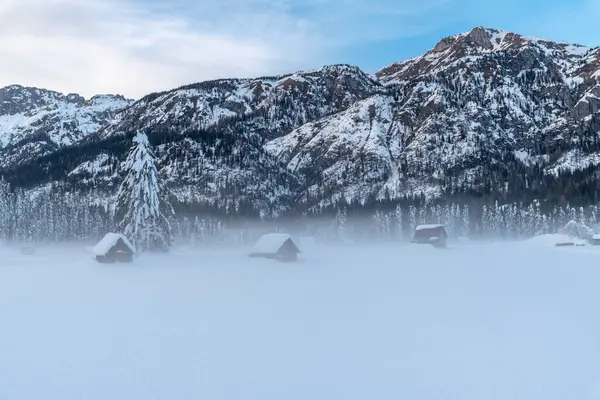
[590,234,600,246]
[411,224,448,248]
[93,233,135,263]
[249,233,300,262]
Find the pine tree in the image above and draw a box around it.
[490,201,502,237]
[541,214,550,234]
[481,205,489,236]
[408,205,417,233]
[418,206,427,226]
[373,211,383,238]
[578,207,586,225]
[383,212,392,239]
[591,206,598,230]
[0,179,11,242]
[449,203,460,236]
[115,132,175,252]
[568,204,577,224]
[442,204,451,232]
[334,207,347,241]
[460,204,469,237]
[394,204,403,240]
[526,203,537,236]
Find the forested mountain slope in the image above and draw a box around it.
[266,27,600,211]
[2,27,600,216]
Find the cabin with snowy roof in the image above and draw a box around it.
[93,233,136,263]
[591,234,600,246]
[411,224,447,248]
[249,233,300,262]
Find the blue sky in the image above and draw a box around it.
[0,0,598,97]
[337,0,599,71]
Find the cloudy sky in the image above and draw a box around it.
[0,0,598,98]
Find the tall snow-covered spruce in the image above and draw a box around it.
[115,133,174,252]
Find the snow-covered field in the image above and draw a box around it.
[1,240,600,400]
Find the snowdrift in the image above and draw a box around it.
[526,233,588,247]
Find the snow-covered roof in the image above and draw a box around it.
[415,224,444,231]
[251,233,296,254]
[526,233,587,247]
[93,233,136,256]
[593,234,600,240]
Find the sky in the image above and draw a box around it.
[0,0,598,98]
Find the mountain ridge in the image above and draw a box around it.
[1,26,600,216]
[0,84,133,168]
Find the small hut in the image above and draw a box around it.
[591,234,600,246]
[411,224,448,248]
[249,233,300,262]
[93,233,135,263]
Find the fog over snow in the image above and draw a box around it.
[1,239,600,400]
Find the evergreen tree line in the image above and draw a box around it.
[0,133,223,250]
[315,201,599,242]
[0,182,226,246]
[1,129,598,247]
[1,179,597,245]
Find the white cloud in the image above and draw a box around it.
[0,0,324,98]
[8,0,596,102]
[0,0,452,98]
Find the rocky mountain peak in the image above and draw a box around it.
[465,26,495,48]
[376,26,597,86]
[432,26,496,52]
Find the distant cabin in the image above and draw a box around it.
[93,233,136,263]
[411,224,448,248]
[249,233,300,262]
[591,234,600,246]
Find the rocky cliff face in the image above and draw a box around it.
[2,27,600,215]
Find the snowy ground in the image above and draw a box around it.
[1,240,600,400]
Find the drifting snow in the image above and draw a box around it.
[2,241,600,400]
[525,233,588,247]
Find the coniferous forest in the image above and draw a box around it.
[1,130,598,249]
[3,27,600,250]
[1,173,598,247]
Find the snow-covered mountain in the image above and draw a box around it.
[266,27,600,211]
[376,27,597,84]
[93,64,380,142]
[2,65,378,217]
[2,27,600,215]
[0,85,133,168]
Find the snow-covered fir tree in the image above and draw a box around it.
[114,132,175,252]
[394,204,403,239]
[0,179,11,242]
[334,207,347,241]
[373,210,384,238]
[382,213,392,239]
[418,206,427,227]
[408,205,417,232]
